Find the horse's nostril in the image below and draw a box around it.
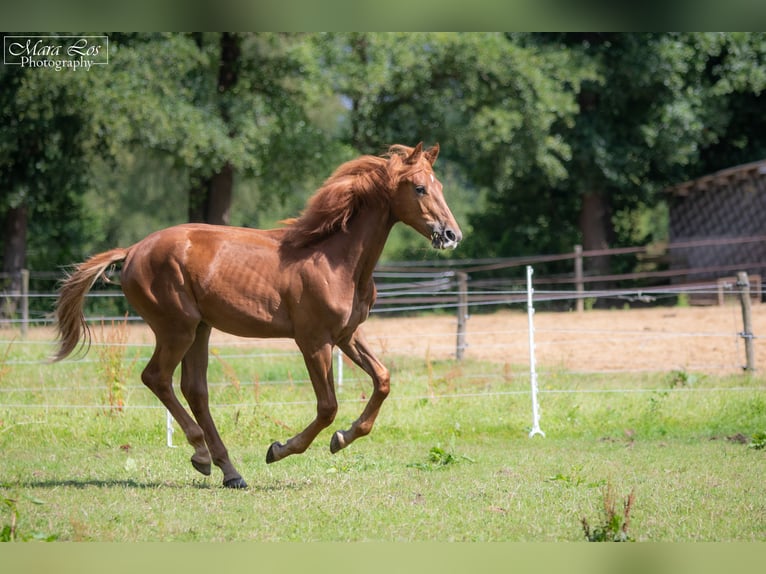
[445,229,456,242]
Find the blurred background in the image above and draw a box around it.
[3,32,766,317]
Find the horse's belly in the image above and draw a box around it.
[198,286,293,339]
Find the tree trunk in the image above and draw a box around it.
[579,191,612,283]
[188,33,240,225]
[188,163,233,225]
[349,33,373,151]
[1,203,28,318]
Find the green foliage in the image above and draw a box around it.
[0,58,95,269]
[406,445,473,471]
[426,446,456,465]
[1,495,58,542]
[546,465,606,488]
[667,369,697,388]
[748,431,766,450]
[6,32,766,278]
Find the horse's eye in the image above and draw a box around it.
[415,185,427,196]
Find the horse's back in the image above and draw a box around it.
[120,224,293,338]
[122,223,284,278]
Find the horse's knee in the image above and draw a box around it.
[317,400,338,426]
[141,366,165,392]
[376,370,391,397]
[379,378,391,397]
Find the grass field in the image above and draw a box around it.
[1,315,766,542]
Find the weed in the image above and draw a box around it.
[667,369,696,388]
[548,465,586,487]
[581,483,636,542]
[95,315,132,413]
[211,348,242,394]
[565,404,581,425]
[547,464,587,487]
[1,495,57,542]
[748,431,766,450]
[428,445,456,466]
[646,391,669,417]
[425,346,435,399]
[0,339,12,384]
[407,445,473,470]
[0,496,18,542]
[547,465,605,488]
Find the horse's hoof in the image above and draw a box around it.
[191,458,211,476]
[223,476,248,489]
[266,441,281,464]
[330,430,346,454]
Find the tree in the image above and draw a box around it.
[0,56,95,316]
[8,32,766,296]
[1,32,343,320]
[188,32,240,225]
[315,33,592,262]
[693,32,766,171]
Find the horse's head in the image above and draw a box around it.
[388,142,462,250]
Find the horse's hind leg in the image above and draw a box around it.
[141,330,211,480]
[181,322,246,489]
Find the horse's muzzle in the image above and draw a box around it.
[431,226,462,250]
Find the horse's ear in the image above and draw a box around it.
[425,143,439,166]
[404,142,424,164]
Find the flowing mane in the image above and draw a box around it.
[282,145,422,248]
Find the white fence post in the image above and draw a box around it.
[527,265,545,438]
[166,409,175,448]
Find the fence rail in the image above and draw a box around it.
[0,277,761,373]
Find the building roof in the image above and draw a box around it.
[667,158,766,196]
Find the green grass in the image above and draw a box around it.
[1,333,765,541]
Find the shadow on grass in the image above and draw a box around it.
[6,477,313,492]
[8,478,212,490]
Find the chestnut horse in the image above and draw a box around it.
[53,143,461,488]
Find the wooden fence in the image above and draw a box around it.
[2,236,765,366]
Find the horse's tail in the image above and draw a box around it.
[52,247,130,362]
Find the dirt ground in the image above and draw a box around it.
[356,304,766,374]
[19,303,765,375]
[203,303,765,374]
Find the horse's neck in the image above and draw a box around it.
[328,204,395,286]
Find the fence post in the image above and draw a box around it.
[166,409,175,448]
[574,245,584,313]
[336,347,344,391]
[526,266,545,438]
[455,271,469,360]
[737,271,756,372]
[21,269,29,338]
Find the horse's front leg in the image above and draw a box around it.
[266,340,337,463]
[330,329,390,454]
